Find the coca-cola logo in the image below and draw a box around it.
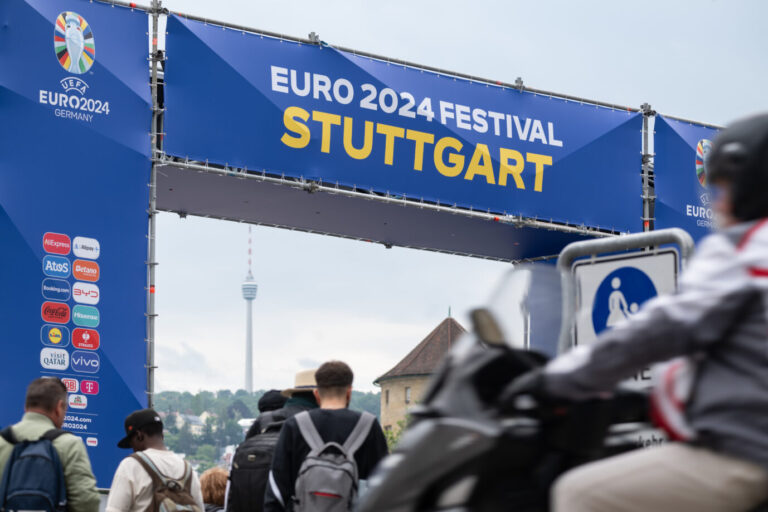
[41,301,70,324]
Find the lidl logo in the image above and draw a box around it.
[40,348,69,371]
[43,255,71,278]
[42,278,71,301]
[41,324,70,347]
[68,394,88,410]
[696,139,712,187]
[71,351,99,373]
[72,305,99,328]
[42,301,70,324]
[72,328,99,350]
[73,236,100,260]
[73,260,99,282]
[81,380,99,395]
[62,378,78,393]
[54,12,95,75]
[73,282,99,305]
[43,232,71,255]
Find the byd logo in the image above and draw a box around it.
[73,260,99,282]
[42,301,70,324]
[73,282,99,305]
[71,350,100,373]
[43,232,71,255]
[72,328,99,350]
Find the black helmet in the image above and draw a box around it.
[708,113,768,221]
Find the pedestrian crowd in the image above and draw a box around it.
[0,360,387,511]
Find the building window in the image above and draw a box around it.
[385,389,389,405]
[405,386,411,404]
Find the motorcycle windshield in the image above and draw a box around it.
[486,264,563,358]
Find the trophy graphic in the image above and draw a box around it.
[54,12,95,74]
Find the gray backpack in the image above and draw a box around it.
[292,411,375,512]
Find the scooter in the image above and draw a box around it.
[358,266,652,512]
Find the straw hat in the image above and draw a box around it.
[281,369,317,397]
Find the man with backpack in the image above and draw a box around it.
[0,377,100,512]
[105,408,204,512]
[264,361,388,512]
[227,372,318,512]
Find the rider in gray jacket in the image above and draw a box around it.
[515,113,768,512]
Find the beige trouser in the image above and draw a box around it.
[552,443,768,512]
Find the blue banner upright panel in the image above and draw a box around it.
[0,0,150,485]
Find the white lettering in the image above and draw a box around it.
[271,66,289,93]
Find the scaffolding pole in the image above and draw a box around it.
[641,103,656,232]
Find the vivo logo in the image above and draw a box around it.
[71,351,100,374]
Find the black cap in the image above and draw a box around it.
[258,389,287,413]
[117,408,162,449]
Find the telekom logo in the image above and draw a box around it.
[81,380,99,395]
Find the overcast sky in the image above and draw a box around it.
[153,0,768,393]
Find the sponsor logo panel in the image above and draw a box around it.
[42,278,71,301]
[43,233,71,255]
[68,394,88,410]
[71,350,100,373]
[43,255,71,278]
[72,328,99,350]
[42,301,70,324]
[72,305,99,327]
[72,282,99,305]
[40,348,69,371]
[62,378,79,393]
[72,259,99,282]
[73,237,100,259]
[86,437,98,447]
[41,324,70,347]
[81,380,99,395]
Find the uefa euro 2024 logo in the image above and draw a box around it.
[54,12,95,75]
[687,139,714,227]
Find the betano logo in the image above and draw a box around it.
[73,260,99,282]
[43,232,71,255]
[54,12,95,75]
[42,301,70,324]
[72,305,99,328]
[71,350,100,373]
[41,324,70,347]
[72,328,99,350]
[696,139,712,187]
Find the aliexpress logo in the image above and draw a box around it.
[43,232,71,255]
[73,260,99,282]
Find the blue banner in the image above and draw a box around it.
[654,116,721,240]
[165,16,643,233]
[0,0,150,485]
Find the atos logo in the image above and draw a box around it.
[73,237,100,259]
[72,328,99,350]
[43,255,71,278]
[81,380,99,395]
[72,305,99,327]
[40,348,69,371]
[43,232,71,255]
[42,301,70,324]
[73,260,99,282]
[41,324,70,347]
[71,351,100,373]
[68,394,88,410]
[42,278,71,301]
[61,378,78,393]
[72,282,99,305]
[86,437,98,447]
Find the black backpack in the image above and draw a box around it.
[227,411,286,512]
[0,427,68,512]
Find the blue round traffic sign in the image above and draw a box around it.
[592,267,657,335]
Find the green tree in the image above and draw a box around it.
[384,419,407,451]
[176,423,195,455]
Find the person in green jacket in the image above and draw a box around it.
[0,377,100,512]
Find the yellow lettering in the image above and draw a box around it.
[280,106,311,149]
[376,124,406,166]
[464,143,495,184]
[499,148,525,189]
[434,137,464,178]
[343,117,374,160]
[526,153,552,192]
[312,110,341,153]
[405,129,435,171]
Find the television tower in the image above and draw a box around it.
[241,226,258,394]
